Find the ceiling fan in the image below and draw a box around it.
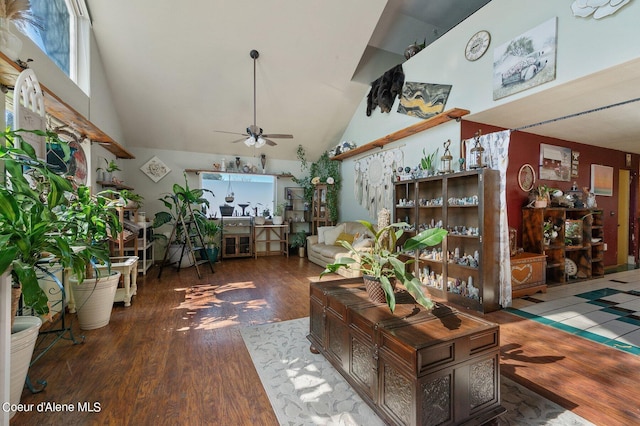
[215,50,293,147]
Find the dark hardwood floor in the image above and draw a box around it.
[13,257,640,425]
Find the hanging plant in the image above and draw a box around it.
[292,145,341,223]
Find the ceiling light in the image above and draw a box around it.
[256,136,266,148]
[244,136,256,147]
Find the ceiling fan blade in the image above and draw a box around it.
[262,133,293,139]
[264,138,277,146]
[214,130,248,136]
[231,137,248,143]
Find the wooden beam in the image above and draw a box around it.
[330,107,470,161]
[0,52,134,159]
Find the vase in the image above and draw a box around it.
[10,316,42,418]
[70,271,121,330]
[260,154,266,173]
[363,275,395,304]
[0,18,23,61]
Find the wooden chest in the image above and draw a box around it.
[308,278,505,426]
[511,252,547,298]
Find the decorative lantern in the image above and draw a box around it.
[469,131,485,169]
[439,139,453,174]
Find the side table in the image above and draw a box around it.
[253,224,289,258]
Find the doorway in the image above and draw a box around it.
[617,169,630,265]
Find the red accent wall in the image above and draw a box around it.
[461,121,639,267]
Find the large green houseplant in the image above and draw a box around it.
[321,219,447,312]
[0,129,83,320]
[153,173,213,266]
[292,145,341,223]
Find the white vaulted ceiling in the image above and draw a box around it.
[85,0,640,162]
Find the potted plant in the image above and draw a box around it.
[0,0,41,60]
[199,219,220,263]
[272,202,286,225]
[118,189,144,209]
[532,184,554,208]
[290,230,307,258]
[0,129,91,413]
[321,216,447,313]
[292,145,341,223]
[153,173,213,268]
[420,147,439,176]
[96,158,121,182]
[59,185,124,330]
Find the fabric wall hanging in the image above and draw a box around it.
[462,130,512,307]
[354,149,403,219]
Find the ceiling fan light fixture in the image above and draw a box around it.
[244,136,256,147]
[256,136,266,148]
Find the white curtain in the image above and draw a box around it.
[464,130,512,307]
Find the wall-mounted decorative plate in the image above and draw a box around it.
[141,156,171,182]
[565,258,578,278]
[518,163,536,192]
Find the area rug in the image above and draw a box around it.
[240,317,594,426]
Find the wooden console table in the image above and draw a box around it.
[96,256,139,307]
[308,277,505,426]
[253,224,289,258]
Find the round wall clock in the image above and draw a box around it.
[518,164,536,192]
[465,30,491,61]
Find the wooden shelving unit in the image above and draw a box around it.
[311,184,333,235]
[330,108,469,161]
[522,208,604,284]
[284,186,310,236]
[0,52,134,159]
[394,169,501,313]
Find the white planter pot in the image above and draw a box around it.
[254,216,266,225]
[168,244,195,268]
[272,215,284,225]
[10,316,42,419]
[70,271,121,330]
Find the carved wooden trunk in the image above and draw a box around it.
[308,278,505,425]
[510,252,547,298]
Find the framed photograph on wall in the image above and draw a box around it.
[539,143,571,181]
[591,164,613,196]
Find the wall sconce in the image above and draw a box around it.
[439,139,453,174]
[469,130,485,169]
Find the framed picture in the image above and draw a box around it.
[397,82,452,119]
[539,144,571,181]
[141,156,171,182]
[493,17,557,100]
[591,164,613,196]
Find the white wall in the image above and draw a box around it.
[124,146,305,258]
[338,0,640,221]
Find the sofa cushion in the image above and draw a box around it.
[317,225,336,244]
[335,232,355,245]
[317,244,348,259]
[323,224,346,245]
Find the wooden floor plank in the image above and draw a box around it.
[12,257,639,425]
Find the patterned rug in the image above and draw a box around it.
[240,317,594,425]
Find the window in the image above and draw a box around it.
[28,0,71,76]
[199,173,276,218]
[25,0,91,93]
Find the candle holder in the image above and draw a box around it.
[469,130,485,169]
[439,139,453,174]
